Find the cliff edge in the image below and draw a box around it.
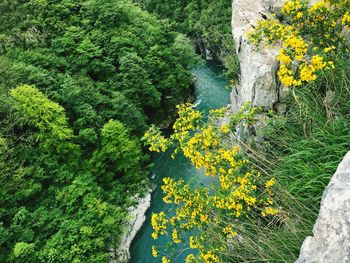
[296,152,350,263]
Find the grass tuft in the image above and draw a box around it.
[227,61,350,262]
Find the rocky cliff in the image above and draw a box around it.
[230,0,319,115]
[111,191,151,262]
[296,151,350,263]
[231,0,286,114]
[230,1,350,262]
[228,0,293,141]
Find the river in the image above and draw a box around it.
[129,61,231,263]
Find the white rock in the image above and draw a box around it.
[231,0,284,113]
[205,48,214,60]
[230,0,321,114]
[111,190,152,262]
[296,151,350,263]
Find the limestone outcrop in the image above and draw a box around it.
[229,0,321,140]
[111,190,152,262]
[231,0,286,114]
[230,0,320,114]
[230,1,350,262]
[295,151,350,263]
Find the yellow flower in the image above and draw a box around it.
[293,79,302,86]
[324,46,335,53]
[309,1,326,13]
[277,51,292,64]
[300,65,316,82]
[189,236,200,249]
[296,12,303,19]
[310,55,326,70]
[209,107,228,118]
[152,245,158,257]
[265,178,277,188]
[219,124,230,134]
[266,197,274,205]
[145,102,279,261]
[327,61,335,69]
[151,212,168,239]
[282,0,303,14]
[223,226,237,238]
[341,12,350,25]
[172,229,181,244]
[162,256,171,263]
[186,254,196,263]
[200,251,220,263]
[278,72,295,87]
[262,207,278,217]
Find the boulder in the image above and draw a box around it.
[296,151,350,263]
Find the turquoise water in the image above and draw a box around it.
[129,61,230,263]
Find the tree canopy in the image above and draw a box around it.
[135,0,239,78]
[0,0,197,261]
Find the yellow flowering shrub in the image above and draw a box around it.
[152,245,158,257]
[144,104,278,262]
[248,0,349,87]
[151,212,168,239]
[142,125,170,152]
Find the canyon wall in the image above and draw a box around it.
[231,1,350,263]
[296,151,350,263]
[111,191,151,262]
[231,0,287,114]
[230,0,319,114]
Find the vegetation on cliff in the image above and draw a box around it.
[143,0,350,262]
[1,0,349,262]
[144,105,278,263]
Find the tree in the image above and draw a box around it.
[91,119,145,190]
[118,52,161,108]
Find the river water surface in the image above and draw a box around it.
[130,61,231,262]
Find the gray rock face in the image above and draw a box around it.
[110,190,152,262]
[296,151,350,263]
[231,0,288,114]
[230,0,320,114]
[230,2,350,262]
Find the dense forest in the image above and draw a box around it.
[0,0,197,261]
[135,0,240,79]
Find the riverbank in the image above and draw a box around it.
[112,190,152,262]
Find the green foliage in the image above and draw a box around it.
[117,52,161,108]
[91,120,146,192]
[135,0,240,79]
[10,85,73,144]
[0,0,198,260]
[0,0,197,135]
[12,242,36,263]
[0,85,142,262]
[229,102,264,128]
